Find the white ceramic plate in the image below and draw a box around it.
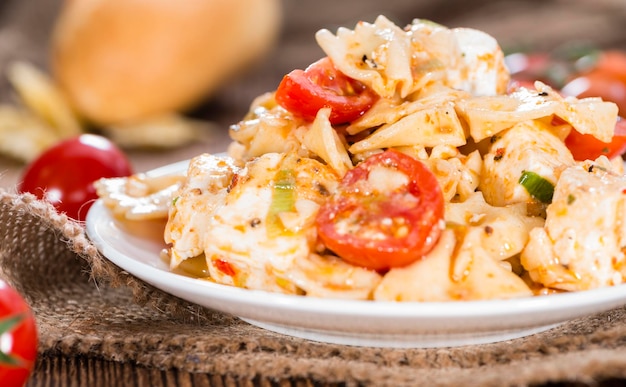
[86,160,626,348]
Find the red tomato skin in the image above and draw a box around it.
[589,50,626,86]
[564,117,626,161]
[275,57,378,125]
[0,281,37,387]
[316,150,444,271]
[18,134,133,221]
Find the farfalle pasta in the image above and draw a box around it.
[96,17,625,302]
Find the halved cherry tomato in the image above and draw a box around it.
[274,57,378,125]
[316,149,444,271]
[18,134,133,221]
[564,117,626,161]
[0,280,37,387]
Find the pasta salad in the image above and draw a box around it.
[96,16,626,302]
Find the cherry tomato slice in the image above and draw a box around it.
[18,134,133,221]
[564,116,626,161]
[0,281,37,387]
[316,149,444,271]
[275,57,379,125]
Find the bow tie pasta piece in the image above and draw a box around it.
[374,229,533,302]
[229,92,305,159]
[345,84,471,136]
[315,15,414,98]
[455,87,560,142]
[316,16,509,100]
[456,83,618,143]
[348,99,466,154]
[94,173,186,221]
[445,191,544,281]
[295,107,353,177]
[288,253,382,300]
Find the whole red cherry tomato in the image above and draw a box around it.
[275,57,379,125]
[18,134,133,221]
[564,116,626,161]
[0,280,37,387]
[316,149,444,271]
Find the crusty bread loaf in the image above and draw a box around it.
[50,0,282,126]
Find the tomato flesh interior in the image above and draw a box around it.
[316,149,444,271]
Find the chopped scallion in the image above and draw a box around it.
[266,169,296,237]
[518,170,554,204]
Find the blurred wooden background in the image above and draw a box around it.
[1,0,625,117]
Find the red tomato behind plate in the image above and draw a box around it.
[0,280,37,387]
[275,57,379,125]
[18,134,133,221]
[316,149,444,271]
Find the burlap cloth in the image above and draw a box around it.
[2,0,626,385]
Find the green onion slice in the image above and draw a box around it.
[266,169,296,237]
[518,170,554,204]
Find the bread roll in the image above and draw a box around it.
[50,0,282,126]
